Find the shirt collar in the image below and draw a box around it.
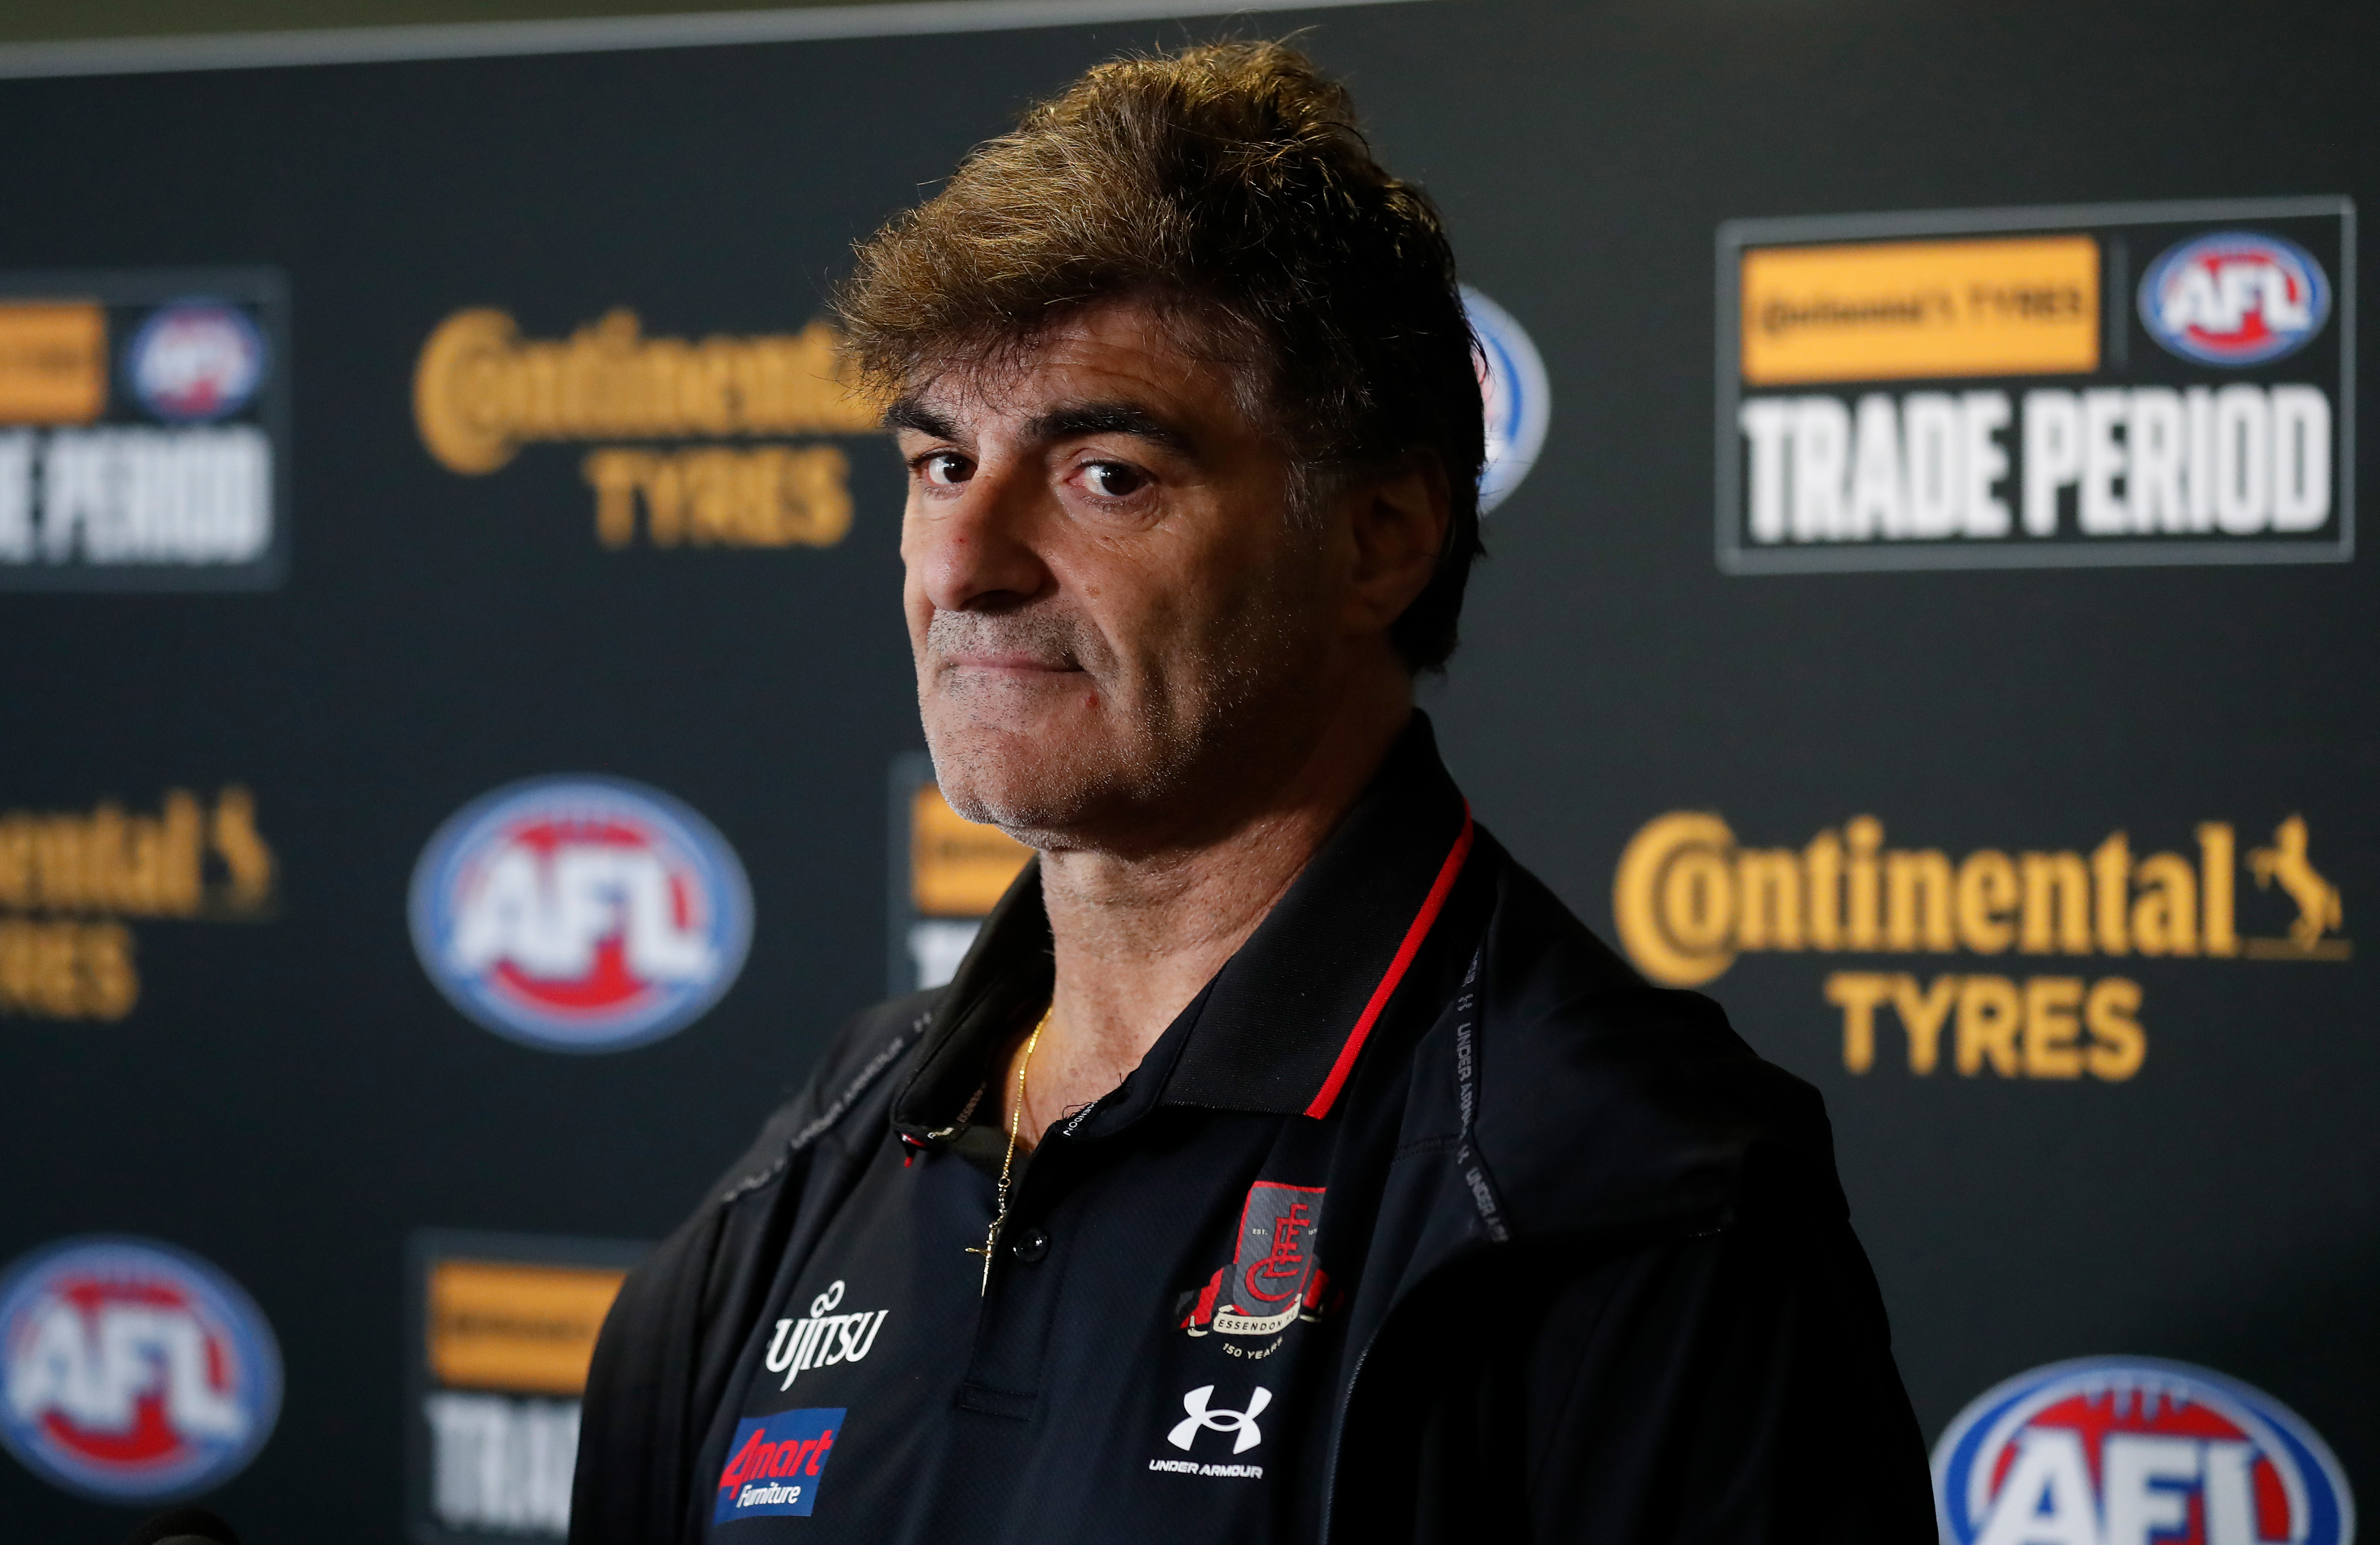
[890,712,1475,1143]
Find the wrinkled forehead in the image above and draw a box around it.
[895,293,1272,433]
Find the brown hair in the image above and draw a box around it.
[837,39,1485,671]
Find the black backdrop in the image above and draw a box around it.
[2,0,2374,1538]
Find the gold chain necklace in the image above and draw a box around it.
[964,1004,1049,1295]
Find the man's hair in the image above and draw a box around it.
[837,39,1485,671]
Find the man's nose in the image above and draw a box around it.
[907,461,1052,614]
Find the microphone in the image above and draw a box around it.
[122,1509,240,1545]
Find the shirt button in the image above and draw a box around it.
[1010,1227,1050,1264]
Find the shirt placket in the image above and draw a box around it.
[953,1118,1088,1424]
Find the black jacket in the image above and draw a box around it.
[572,719,1935,1542]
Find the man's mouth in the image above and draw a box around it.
[926,609,1096,689]
[945,652,1081,675]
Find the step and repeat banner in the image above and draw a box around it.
[0,0,2370,1539]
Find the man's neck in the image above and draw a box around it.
[1019,686,1413,1142]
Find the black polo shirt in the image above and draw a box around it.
[690,726,1475,1543]
[577,713,1938,1544]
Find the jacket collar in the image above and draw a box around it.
[890,711,1475,1143]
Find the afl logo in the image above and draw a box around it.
[409,776,753,1052]
[127,302,267,422]
[1461,286,1551,514]
[0,1237,281,1502]
[1933,1356,2354,1545]
[2139,232,2331,367]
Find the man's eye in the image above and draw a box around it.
[920,452,972,487]
[1082,462,1145,498]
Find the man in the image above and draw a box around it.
[574,40,1934,1544]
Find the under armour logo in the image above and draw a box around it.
[1167,1385,1271,1454]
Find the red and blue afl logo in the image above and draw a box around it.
[1933,1356,2354,1545]
[0,1237,281,1502]
[2139,233,2331,367]
[1461,286,1550,514]
[409,776,753,1052]
[127,302,268,422]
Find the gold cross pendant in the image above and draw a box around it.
[965,1005,1048,1296]
[965,1220,1000,1293]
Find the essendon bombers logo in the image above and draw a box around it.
[0,1237,282,1501]
[410,775,752,1052]
[1932,1356,2355,1545]
[1178,1182,1333,1340]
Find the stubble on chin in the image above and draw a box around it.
[922,677,1191,852]
[920,607,1149,845]
[920,591,1313,856]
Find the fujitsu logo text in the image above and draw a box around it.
[763,1282,887,1392]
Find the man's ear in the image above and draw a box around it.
[1340,452,1452,636]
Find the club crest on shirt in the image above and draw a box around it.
[1175,1181,1336,1351]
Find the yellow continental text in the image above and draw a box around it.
[1609,812,2327,987]
[583,444,851,549]
[427,1260,628,1397]
[1740,236,2100,385]
[0,788,273,917]
[1826,971,2143,1080]
[414,309,878,474]
[0,789,273,1023]
[911,785,1032,917]
[0,919,136,1020]
[0,301,107,424]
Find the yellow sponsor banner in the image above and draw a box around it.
[0,301,106,424]
[911,785,1032,918]
[1740,236,2100,385]
[425,1260,627,1397]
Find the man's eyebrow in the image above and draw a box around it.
[1025,402,1195,456]
[884,397,963,441]
[884,396,1198,456]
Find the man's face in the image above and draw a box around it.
[895,299,1346,854]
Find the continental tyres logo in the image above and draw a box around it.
[0,789,274,1021]
[413,308,877,552]
[1615,812,2345,1081]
